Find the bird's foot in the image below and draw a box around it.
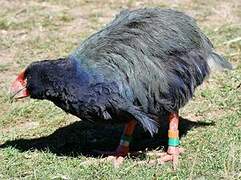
[147,147,184,170]
[105,147,184,168]
[94,145,129,157]
[93,145,129,168]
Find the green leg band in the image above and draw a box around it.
[120,135,132,147]
[121,134,132,142]
[168,138,180,147]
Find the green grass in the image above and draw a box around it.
[0,0,241,179]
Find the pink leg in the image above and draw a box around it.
[167,112,181,169]
[114,119,137,157]
[95,119,137,157]
[155,112,183,169]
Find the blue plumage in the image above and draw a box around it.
[23,8,232,136]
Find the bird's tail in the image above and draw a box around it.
[207,51,233,71]
[126,107,159,136]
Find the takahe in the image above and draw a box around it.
[11,8,232,168]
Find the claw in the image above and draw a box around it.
[105,156,125,168]
[92,145,129,168]
[157,147,184,169]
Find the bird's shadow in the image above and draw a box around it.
[0,117,214,158]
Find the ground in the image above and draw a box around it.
[0,0,241,179]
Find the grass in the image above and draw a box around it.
[0,0,241,179]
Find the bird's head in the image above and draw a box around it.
[10,58,72,100]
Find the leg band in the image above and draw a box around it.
[168,130,179,138]
[120,134,132,147]
[168,138,180,147]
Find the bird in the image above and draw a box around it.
[11,8,232,168]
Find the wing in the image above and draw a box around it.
[70,8,213,124]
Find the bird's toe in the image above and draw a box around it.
[143,147,184,170]
[93,145,129,157]
[105,156,125,168]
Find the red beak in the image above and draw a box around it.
[10,70,30,99]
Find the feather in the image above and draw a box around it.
[23,8,232,135]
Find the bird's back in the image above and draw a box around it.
[71,8,213,113]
